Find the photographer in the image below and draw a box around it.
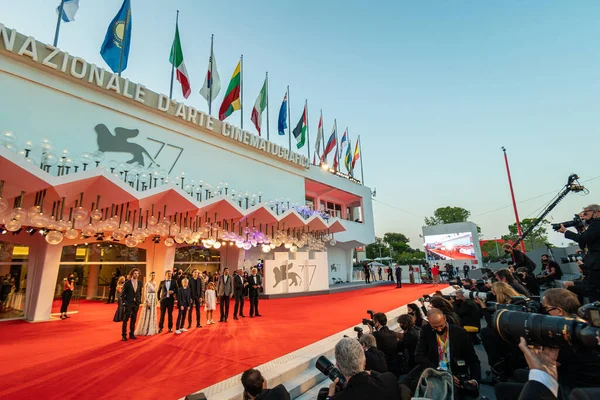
[241,368,290,400]
[494,289,600,399]
[453,290,482,343]
[516,267,540,296]
[495,268,530,296]
[323,337,400,399]
[402,309,480,399]
[503,243,537,274]
[536,254,563,287]
[368,313,398,374]
[358,333,388,373]
[558,204,600,301]
[407,303,425,328]
[396,314,419,372]
[429,296,461,326]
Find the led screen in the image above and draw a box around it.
[424,232,475,260]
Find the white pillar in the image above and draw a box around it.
[86,251,101,300]
[25,240,64,322]
[147,243,175,281]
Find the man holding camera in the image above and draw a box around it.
[558,204,600,302]
[241,368,290,400]
[495,268,530,296]
[403,309,480,399]
[322,338,400,399]
[367,313,398,375]
[536,254,563,287]
[503,243,537,274]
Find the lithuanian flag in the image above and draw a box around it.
[219,61,241,121]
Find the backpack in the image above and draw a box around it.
[412,368,454,400]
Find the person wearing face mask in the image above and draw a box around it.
[558,204,600,301]
[503,243,537,274]
[367,313,398,375]
[358,333,388,373]
[494,288,600,400]
[406,303,424,328]
[396,314,419,372]
[402,308,480,399]
[536,254,563,287]
[60,274,75,319]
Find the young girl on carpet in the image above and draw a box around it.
[205,282,216,324]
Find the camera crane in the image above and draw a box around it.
[512,174,585,250]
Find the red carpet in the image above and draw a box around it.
[0,283,440,400]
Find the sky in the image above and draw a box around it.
[2,0,600,249]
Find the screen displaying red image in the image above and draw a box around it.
[424,232,476,261]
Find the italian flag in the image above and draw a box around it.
[169,24,191,99]
[292,104,307,149]
[251,77,268,135]
[219,61,241,121]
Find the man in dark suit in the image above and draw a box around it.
[187,269,203,328]
[107,272,118,303]
[121,268,142,341]
[233,268,247,320]
[359,333,388,373]
[217,267,233,322]
[157,270,178,333]
[404,308,480,398]
[248,267,262,317]
[395,266,402,288]
[322,337,400,399]
[241,368,290,400]
[368,313,398,374]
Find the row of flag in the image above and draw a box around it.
[54,0,362,177]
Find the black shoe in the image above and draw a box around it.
[158,328,163,333]
[122,336,128,341]
[240,314,245,318]
[197,324,202,328]
[255,314,262,317]
[169,329,173,333]
[250,315,254,318]
[129,334,137,340]
[219,318,224,322]
[233,316,238,320]
[187,324,191,329]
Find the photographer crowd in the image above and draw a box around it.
[311,205,600,400]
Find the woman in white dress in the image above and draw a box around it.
[205,281,217,324]
[135,272,158,336]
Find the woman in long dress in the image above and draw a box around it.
[135,272,158,336]
[113,276,126,322]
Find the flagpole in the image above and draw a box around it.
[358,134,364,184]
[208,34,214,115]
[117,3,131,77]
[287,85,291,152]
[169,10,179,99]
[53,0,66,47]
[265,71,270,141]
[305,100,310,161]
[240,54,244,129]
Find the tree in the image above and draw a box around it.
[366,237,390,260]
[501,218,550,252]
[424,206,471,226]
[394,250,426,265]
[383,232,411,254]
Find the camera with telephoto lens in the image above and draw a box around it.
[362,318,374,327]
[462,290,495,302]
[316,356,347,389]
[442,294,457,301]
[487,296,540,314]
[491,302,600,350]
[366,310,374,318]
[552,214,585,231]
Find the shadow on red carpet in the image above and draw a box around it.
[0,283,442,400]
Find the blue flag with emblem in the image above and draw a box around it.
[100,0,132,73]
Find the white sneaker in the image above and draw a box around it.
[181,328,188,332]
[210,320,214,324]
[175,330,181,334]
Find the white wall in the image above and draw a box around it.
[327,246,352,283]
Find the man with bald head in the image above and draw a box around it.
[402,308,481,399]
[233,268,248,320]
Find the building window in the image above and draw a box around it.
[305,196,315,210]
[174,246,221,276]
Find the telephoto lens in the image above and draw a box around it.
[315,356,347,389]
[491,309,600,349]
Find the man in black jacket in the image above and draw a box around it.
[536,254,563,286]
[233,268,247,320]
[107,272,118,304]
[187,269,203,328]
[323,337,400,400]
[453,290,482,344]
[358,333,387,373]
[559,204,600,301]
[368,313,398,374]
[121,268,142,341]
[503,243,537,274]
[157,270,178,333]
[241,368,290,400]
[403,309,480,398]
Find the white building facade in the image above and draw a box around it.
[0,23,375,322]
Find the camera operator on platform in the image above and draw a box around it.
[503,243,537,273]
[402,308,480,399]
[322,338,401,400]
[494,288,600,400]
[368,313,398,375]
[537,254,563,287]
[558,204,600,302]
